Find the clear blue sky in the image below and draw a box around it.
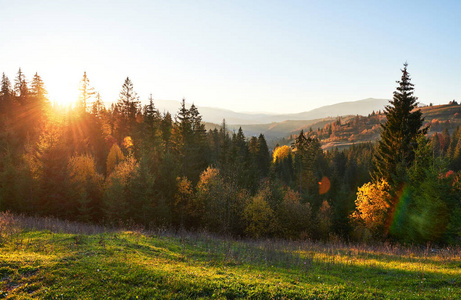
[0,0,460,113]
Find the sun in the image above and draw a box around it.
[46,76,79,109]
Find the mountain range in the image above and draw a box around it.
[153,98,390,125]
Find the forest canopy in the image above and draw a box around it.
[0,67,460,244]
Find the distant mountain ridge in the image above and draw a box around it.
[153,98,390,125]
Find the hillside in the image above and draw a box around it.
[229,118,341,141]
[1,213,460,299]
[286,103,461,150]
[227,103,459,149]
[202,103,461,149]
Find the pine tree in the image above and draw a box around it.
[1,73,12,102]
[27,73,50,140]
[143,94,160,129]
[373,63,426,186]
[189,103,208,183]
[30,73,47,99]
[431,133,443,157]
[116,77,140,138]
[256,134,271,178]
[91,93,106,118]
[77,71,96,112]
[175,99,192,177]
[30,72,49,113]
[0,73,13,117]
[14,68,28,104]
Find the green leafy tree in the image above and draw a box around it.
[243,186,275,238]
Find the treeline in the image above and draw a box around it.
[0,67,460,244]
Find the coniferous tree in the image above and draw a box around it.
[91,93,106,118]
[143,94,160,131]
[14,68,28,104]
[256,134,271,178]
[141,94,161,157]
[27,73,49,140]
[1,73,12,108]
[77,71,96,112]
[161,112,173,151]
[189,103,208,183]
[175,99,193,177]
[30,73,47,101]
[116,77,140,139]
[373,63,426,186]
[0,74,13,147]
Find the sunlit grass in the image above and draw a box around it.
[1,214,460,299]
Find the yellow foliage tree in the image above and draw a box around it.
[196,167,225,227]
[106,143,125,176]
[122,136,134,151]
[243,189,274,238]
[68,154,102,192]
[175,176,194,228]
[351,179,391,235]
[272,145,291,163]
[68,154,104,220]
[104,156,138,220]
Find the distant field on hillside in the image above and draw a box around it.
[1,213,460,299]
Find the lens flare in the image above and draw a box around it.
[319,176,331,195]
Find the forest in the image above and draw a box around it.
[1,65,460,245]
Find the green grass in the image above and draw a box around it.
[1,214,460,299]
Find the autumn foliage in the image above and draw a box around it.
[351,179,391,236]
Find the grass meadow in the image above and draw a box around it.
[0,212,460,299]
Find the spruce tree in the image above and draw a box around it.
[116,77,140,138]
[373,63,426,186]
[1,73,12,100]
[91,93,106,118]
[143,93,160,130]
[256,134,271,178]
[30,73,47,98]
[77,71,96,112]
[189,103,208,183]
[14,68,28,105]
[0,73,12,113]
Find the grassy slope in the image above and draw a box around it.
[1,216,461,299]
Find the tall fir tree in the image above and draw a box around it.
[91,93,106,118]
[373,63,426,186]
[14,68,28,104]
[77,71,96,112]
[116,77,140,139]
[256,134,271,179]
[189,103,208,183]
[175,99,192,177]
[1,73,12,103]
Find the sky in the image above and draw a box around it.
[0,0,460,114]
